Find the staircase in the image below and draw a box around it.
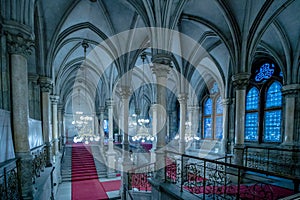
[61,145,107,182]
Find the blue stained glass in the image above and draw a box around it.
[245,113,258,141]
[266,82,282,108]
[255,63,275,82]
[264,110,281,142]
[215,116,223,139]
[216,97,223,114]
[204,118,212,138]
[246,87,259,110]
[204,98,212,115]
[210,82,219,94]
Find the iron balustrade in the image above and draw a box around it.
[128,162,155,192]
[243,146,300,176]
[31,145,47,184]
[165,150,300,200]
[0,159,20,200]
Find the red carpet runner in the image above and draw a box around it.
[71,144,108,200]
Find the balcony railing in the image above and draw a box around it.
[165,150,300,200]
[128,162,155,192]
[0,159,20,200]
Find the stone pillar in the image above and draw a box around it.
[282,84,300,146]
[57,104,64,151]
[188,105,200,148]
[151,63,170,181]
[232,73,250,165]
[119,86,132,199]
[93,112,99,136]
[7,32,34,199]
[99,106,105,146]
[106,99,116,177]
[50,95,59,156]
[39,76,53,167]
[221,98,232,154]
[150,104,158,163]
[178,94,188,154]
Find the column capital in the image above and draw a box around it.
[177,93,188,104]
[28,73,39,83]
[106,99,115,107]
[119,86,132,99]
[151,63,171,78]
[50,95,59,104]
[151,53,172,65]
[6,32,34,57]
[57,104,64,112]
[282,84,300,97]
[222,98,232,105]
[231,73,251,90]
[99,106,106,113]
[39,76,53,93]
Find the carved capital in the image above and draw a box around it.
[119,86,132,99]
[50,95,59,104]
[57,104,64,112]
[177,93,188,104]
[106,99,115,108]
[6,32,34,57]
[282,84,300,97]
[151,63,171,78]
[99,106,106,114]
[151,53,172,65]
[39,76,53,93]
[232,73,251,90]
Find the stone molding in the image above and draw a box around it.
[6,32,34,57]
[50,95,59,104]
[119,86,132,99]
[177,93,188,104]
[222,98,232,105]
[151,53,172,65]
[99,106,106,113]
[231,73,251,90]
[106,99,115,107]
[39,77,53,93]
[282,84,300,97]
[151,63,171,78]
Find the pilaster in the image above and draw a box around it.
[50,95,59,156]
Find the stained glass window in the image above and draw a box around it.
[246,87,259,110]
[254,63,275,82]
[204,118,212,138]
[264,110,281,142]
[215,116,223,139]
[265,82,282,108]
[245,113,258,141]
[204,98,212,115]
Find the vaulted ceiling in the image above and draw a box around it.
[33,0,300,114]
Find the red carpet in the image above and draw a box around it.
[101,180,121,192]
[71,144,109,200]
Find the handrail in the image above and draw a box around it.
[30,144,46,152]
[129,162,155,172]
[165,150,300,184]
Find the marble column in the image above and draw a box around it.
[282,84,300,146]
[150,104,158,163]
[151,63,170,181]
[188,105,200,148]
[119,86,132,199]
[50,95,59,156]
[232,73,250,165]
[106,99,116,177]
[39,76,53,167]
[57,104,64,151]
[221,98,232,154]
[7,32,34,200]
[178,93,188,154]
[99,106,105,146]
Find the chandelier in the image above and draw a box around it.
[175,121,200,142]
[132,52,154,143]
[72,41,100,144]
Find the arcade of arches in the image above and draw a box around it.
[0,0,300,199]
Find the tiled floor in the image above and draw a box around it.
[55,177,121,200]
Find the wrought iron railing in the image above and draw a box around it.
[0,159,20,200]
[165,150,300,200]
[128,162,155,192]
[31,145,46,184]
[244,146,300,176]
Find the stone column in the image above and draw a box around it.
[106,99,116,177]
[282,84,300,146]
[221,98,232,154]
[7,32,34,199]
[99,106,105,146]
[150,104,158,162]
[119,86,132,199]
[50,95,59,156]
[232,73,250,165]
[151,63,170,181]
[188,105,200,148]
[39,76,53,167]
[57,104,64,151]
[93,112,99,136]
[178,94,188,154]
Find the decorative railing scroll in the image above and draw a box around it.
[128,162,155,192]
[31,145,46,183]
[0,159,20,200]
[165,150,299,200]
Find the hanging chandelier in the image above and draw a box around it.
[175,121,200,142]
[72,40,100,144]
[132,52,154,143]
